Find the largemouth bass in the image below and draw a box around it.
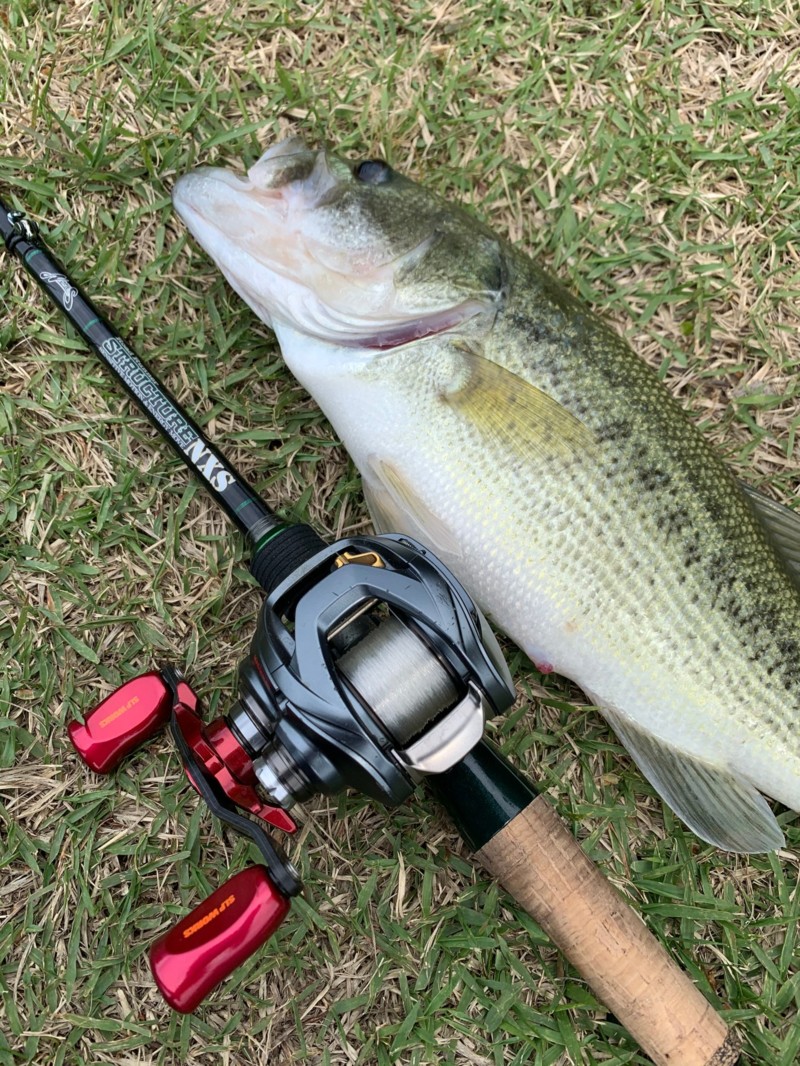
[173,138,800,852]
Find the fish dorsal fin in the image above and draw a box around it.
[443,344,594,462]
[739,481,800,582]
[602,707,785,853]
[363,458,463,564]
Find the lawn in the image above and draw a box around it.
[2,1,800,1064]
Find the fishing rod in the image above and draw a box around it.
[2,195,738,1066]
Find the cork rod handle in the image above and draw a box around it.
[476,795,739,1066]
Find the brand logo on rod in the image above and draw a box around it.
[183,438,235,493]
[98,338,196,449]
[40,271,78,311]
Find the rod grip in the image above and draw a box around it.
[150,865,290,1013]
[249,522,327,594]
[476,796,739,1066]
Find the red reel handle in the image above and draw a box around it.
[149,865,291,1013]
[68,672,173,773]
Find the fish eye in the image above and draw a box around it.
[354,159,392,184]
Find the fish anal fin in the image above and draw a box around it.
[603,708,785,853]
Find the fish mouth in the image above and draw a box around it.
[172,166,284,232]
[172,156,321,331]
[172,140,492,349]
[172,140,342,227]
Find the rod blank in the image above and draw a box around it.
[1,197,281,545]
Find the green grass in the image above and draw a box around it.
[2,1,800,1063]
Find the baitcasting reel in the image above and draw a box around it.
[236,533,512,804]
[68,529,514,1010]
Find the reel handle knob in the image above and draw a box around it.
[68,671,173,773]
[149,864,291,1013]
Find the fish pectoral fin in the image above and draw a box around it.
[363,458,463,563]
[444,345,595,463]
[603,709,785,853]
[739,481,800,584]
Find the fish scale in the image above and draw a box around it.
[173,138,800,851]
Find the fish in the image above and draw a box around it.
[172,137,800,853]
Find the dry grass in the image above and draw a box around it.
[2,1,800,1064]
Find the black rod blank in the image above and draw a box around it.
[1,195,282,547]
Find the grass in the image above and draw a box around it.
[2,0,800,1063]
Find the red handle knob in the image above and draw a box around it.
[68,672,173,773]
[149,865,291,1013]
